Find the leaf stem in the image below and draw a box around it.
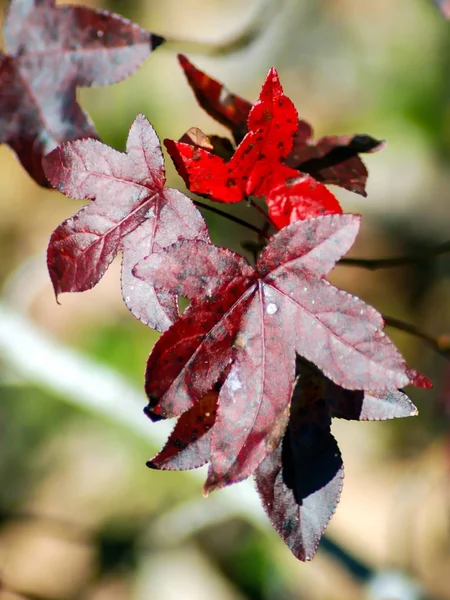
[248,198,277,230]
[193,200,270,239]
[339,240,450,270]
[383,314,450,358]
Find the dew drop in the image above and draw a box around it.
[205,412,210,417]
[125,296,130,303]
[266,302,278,315]
[97,30,104,37]
[311,299,315,305]
[304,286,308,292]
[145,208,156,218]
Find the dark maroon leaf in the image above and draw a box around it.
[178,54,252,143]
[147,391,218,471]
[0,0,164,186]
[286,134,385,196]
[135,214,423,491]
[44,114,209,332]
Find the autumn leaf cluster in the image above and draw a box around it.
[0,0,431,561]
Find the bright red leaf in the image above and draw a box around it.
[164,67,301,204]
[44,114,209,332]
[266,175,343,229]
[0,0,164,186]
[135,214,423,494]
[176,55,384,198]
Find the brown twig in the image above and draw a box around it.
[194,200,270,239]
[339,241,450,270]
[248,198,277,230]
[383,315,450,359]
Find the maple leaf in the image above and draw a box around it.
[285,131,385,197]
[44,114,209,332]
[135,214,426,495]
[254,358,418,561]
[0,0,164,186]
[147,390,218,471]
[166,66,343,225]
[266,175,343,230]
[164,66,301,204]
[178,54,252,144]
[144,346,419,561]
[176,55,384,198]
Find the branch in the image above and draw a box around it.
[383,314,450,358]
[194,200,269,238]
[161,0,281,56]
[340,241,450,270]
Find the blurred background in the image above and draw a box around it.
[0,0,450,598]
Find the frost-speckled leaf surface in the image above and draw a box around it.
[135,214,419,490]
[44,115,209,332]
[0,0,164,186]
[147,390,218,471]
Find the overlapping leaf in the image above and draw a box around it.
[285,132,385,196]
[175,55,384,199]
[135,213,426,495]
[0,0,164,186]
[266,175,343,229]
[178,54,252,144]
[44,114,209,332]
[165,67,300,204]
[166,65,342,226]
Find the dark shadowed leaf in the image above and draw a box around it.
[44,114,209,332]
[0,0,164,185]
[135,214,422,491]
[255,378,343,561]
[286,133,385,196]
[327,385,418,420]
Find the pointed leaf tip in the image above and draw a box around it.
[407,369,433,389]
[151,34,165,50]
